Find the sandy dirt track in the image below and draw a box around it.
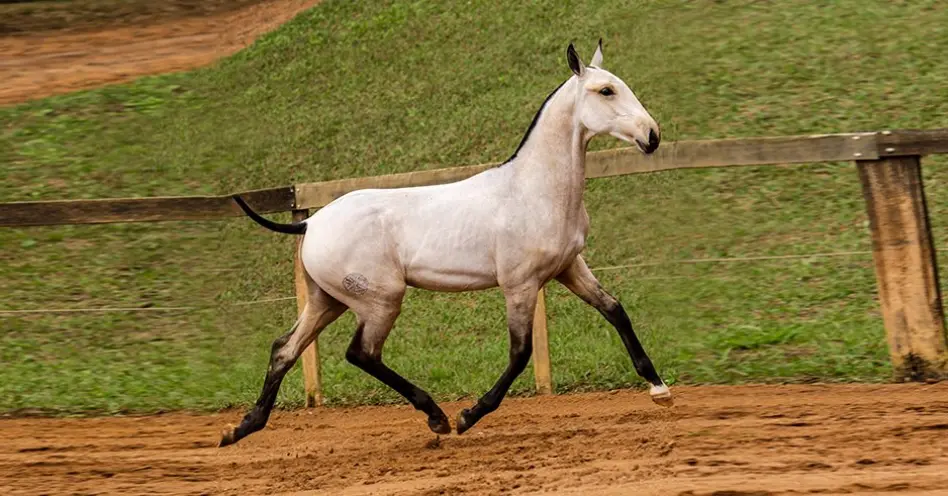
[2,384,948,495]
[0,0,320,105]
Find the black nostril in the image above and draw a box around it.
[648,129,660,152]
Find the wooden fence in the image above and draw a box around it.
[4,128,948,404]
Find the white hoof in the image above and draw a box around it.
[649,384,674,407]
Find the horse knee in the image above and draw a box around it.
[596,289,621,314]
[595,292,627,322]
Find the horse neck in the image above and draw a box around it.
[508,78,590,213]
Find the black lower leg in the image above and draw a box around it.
[345,328,450,434]
[220,327,299,447]
[600,300,663,386]
[457,336,532,434]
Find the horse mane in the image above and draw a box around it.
[503,78,568,164]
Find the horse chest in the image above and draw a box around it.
[532,215,588,274]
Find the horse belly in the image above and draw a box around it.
[403,244,497,292]
[406,268,497,292]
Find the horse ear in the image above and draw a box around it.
[590,38,603,68]
[566,43,585,77]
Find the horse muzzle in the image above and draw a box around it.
[636,128,660,155]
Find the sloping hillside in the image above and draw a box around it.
[2,0,948,414]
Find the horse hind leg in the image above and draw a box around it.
[345,301,451,435]
[219,288,346,447]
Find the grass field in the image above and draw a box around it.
[2,0,948,414]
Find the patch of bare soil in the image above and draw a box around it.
[0,0,321,105]
[2,384,947,495]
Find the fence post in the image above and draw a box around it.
[532,287,553,394]
[292,209,322,406]
[857,156,948,381]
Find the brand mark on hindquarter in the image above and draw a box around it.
[342,273,369,295]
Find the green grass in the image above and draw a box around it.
[3,0,948,414]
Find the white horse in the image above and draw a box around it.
[220,41,672,447]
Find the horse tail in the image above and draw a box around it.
[232,195,307,235]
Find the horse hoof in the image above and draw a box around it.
[456,409,476,435]
[649,384,674,407]
[428,413,452,435]
[218,425,238,448]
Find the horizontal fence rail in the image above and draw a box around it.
[3,129,946,227]
[0,187,295,227]
[3,127,948,403]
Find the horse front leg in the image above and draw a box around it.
[456,283,538,434]
[556,255,673,406]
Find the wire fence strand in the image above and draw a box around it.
[589,250,874,272]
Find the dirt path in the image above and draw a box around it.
[0,0,320,106]
[2,384,948,495]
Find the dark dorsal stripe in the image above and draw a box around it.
[504,79,568,164]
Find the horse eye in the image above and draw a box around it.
[599,87,615,97]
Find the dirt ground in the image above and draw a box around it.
[0,0,321,105]
[2,384,948,495]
